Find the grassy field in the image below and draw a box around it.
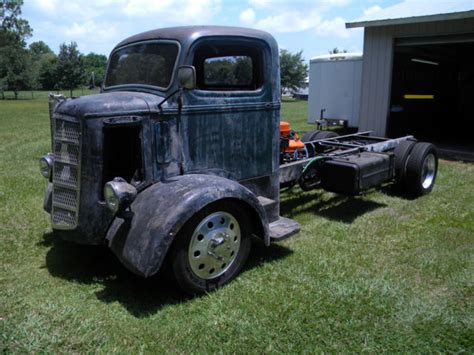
[1,94,473,352]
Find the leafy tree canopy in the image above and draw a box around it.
[37,52,57,90]
[29,41,53,60]
[83,52,107,87]
[279,49,308,94]
[0,0,32,46]
[329,47,348,54]
[0,0,33,97]
[56,42,85,97]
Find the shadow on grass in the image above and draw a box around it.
[281,188,387,223]
[41,232,292,318]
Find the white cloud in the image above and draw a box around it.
[239,8,256,25]
[63,21,118,41]
[314,17,351,38]
[122,0,221,24]
[363,5,382,17]
[249,0,349,10]
[240,0,352,34]
[254,11,320,33]
[33,0,59,13]
[356,0,473,22]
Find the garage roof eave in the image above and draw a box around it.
[346,10,474,28]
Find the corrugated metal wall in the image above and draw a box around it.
[359,17,474,136]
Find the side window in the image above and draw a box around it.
[193,42,263,91]
[204,56,253,88]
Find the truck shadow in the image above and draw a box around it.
[280,189,387,223]
[40,232,292,318]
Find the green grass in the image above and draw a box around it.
[1,94,473,352]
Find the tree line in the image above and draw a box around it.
[1,1,310,99]
[0,0,106,98]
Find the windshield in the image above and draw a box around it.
[105,42,179,89]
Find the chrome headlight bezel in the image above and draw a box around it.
[39,153,54,179]
[104,177,137,214]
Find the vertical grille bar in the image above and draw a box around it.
[51,115,81,229]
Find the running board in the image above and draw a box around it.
[269,217,300,242]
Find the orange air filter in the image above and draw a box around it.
[280,121,291,136]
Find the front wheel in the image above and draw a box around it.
[170,201,251,294]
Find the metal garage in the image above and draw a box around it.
[347,8,474,158]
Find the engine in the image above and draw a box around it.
[279,121,308,164]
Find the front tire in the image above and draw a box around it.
[170,201,251,295]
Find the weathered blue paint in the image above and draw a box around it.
[44,26,294,276]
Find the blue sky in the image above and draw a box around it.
[22,0,468,61]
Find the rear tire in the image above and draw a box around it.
[393,139,417,191]
[404,142,438,197]
[313,131,339,140]
[301,130,320,142]
[170,201,251,295]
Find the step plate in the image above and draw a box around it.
[269,217,300,242]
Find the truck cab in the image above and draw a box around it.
[41,26,299,294]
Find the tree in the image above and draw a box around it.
[28,41,54,91]
[83,52,107,88]
[56,42,85,97]
[0,0,33,98]
[279,49,308,95]
[29,41,53,60]
[38,52,57,90]
[329,47,348,54]
[0,0,32,46]
[0,45,33,98]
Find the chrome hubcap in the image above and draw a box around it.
[421,153,436,189]
[188,212,241,279]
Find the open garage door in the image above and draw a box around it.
[388,35,474,156]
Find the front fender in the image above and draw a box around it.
[105,174,268,277]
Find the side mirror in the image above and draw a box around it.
[178,65,196,90]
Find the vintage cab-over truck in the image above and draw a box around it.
[40,26,438,294]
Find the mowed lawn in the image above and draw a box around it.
[1,95,473,352]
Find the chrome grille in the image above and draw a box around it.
[51,115,81,229]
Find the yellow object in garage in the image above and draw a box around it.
[404,94,434,99]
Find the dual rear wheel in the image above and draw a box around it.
[394,141,438,197]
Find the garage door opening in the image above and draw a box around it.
[387,38,474,157]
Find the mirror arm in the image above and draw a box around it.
[157,88,182,113]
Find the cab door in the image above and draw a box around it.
[180,37,280,181]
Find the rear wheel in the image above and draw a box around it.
[404,142,438,197]
[302,130,339,156]
[393,139,417,191]
[313,131,339,140]
[301,130,320,142]
[170,201,251,294]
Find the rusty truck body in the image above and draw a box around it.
[40,26,438,294]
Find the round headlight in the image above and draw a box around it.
[104,183,120,213]
[39,153,54,179]
[104,178,137,214]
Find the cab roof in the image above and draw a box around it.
[114,25,277,50]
